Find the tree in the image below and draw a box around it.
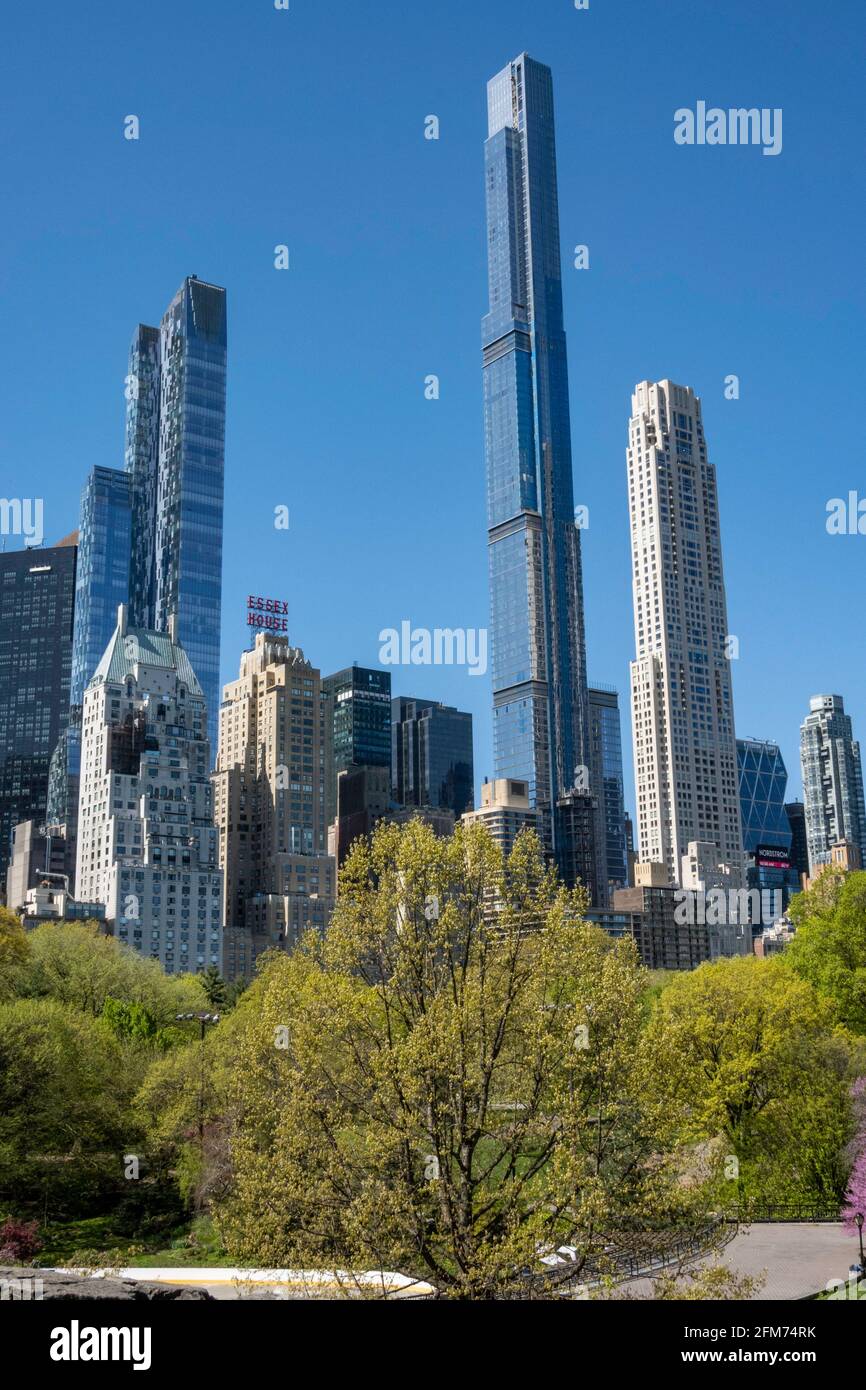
[645,955,860,1208]
[200,966,227,1010]
[787,871,866,1032]
[0,997,136,1215]
[14,921,205,1023]
[211,820,711,1299]
[842,1077,866,1234]
[101,996,176,1051]
[0,907,30,1001]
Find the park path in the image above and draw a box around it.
[615,1223,858,1300]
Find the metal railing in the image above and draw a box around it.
[731,1201,841,1224]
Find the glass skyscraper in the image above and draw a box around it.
[0,540,77,882]
[46,467,132,863]
[391,696,474,820]
[482,54,590,867]
[125,276,227,753]
[737,737,799,907]
[322,665,392,826]
[800,694,866,873]
[70,468,133,711]
[588,686,628,900]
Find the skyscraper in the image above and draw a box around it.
[800,694,866,874]
[391,696,474,820]
[482,54,590,871]
[0,540,77,884]
[784,800,809,885]
[588,686,628,900]
[125,277,227,753]
[628,380,743,887]
[322,665,391,827]
[214,633,334,980]
[47,468,133,877]
[70,469,133,714]
[736,737,799,910]
[75,606,222,973]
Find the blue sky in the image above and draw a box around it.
[2,0,864,823]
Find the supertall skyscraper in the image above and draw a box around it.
[800,694,866,873]
[125,276,227,753]
[628,380,743,887]
[482,54,590,867]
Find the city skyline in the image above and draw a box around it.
[2,0,864,846]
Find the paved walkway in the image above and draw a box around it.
[618,1223,859,1301]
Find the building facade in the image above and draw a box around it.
[125,277,227,754]
[461,777,542,860]
[48,467,133,881]
[334,763,392,869]
[588,686,628,901]
[6,819,72,913]
[800,694,866,874]
[391,696,474,821]
[627,380,743,888]
[555,787,606,908]
[481,54,591,874]
[0,540,77,885]
[213,634,334,981]
[70,468,133,713]
[784,801,809,886]
[322,665,391,826]
[736,737,799,910]
[75,607,222,974]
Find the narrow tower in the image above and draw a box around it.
[482,54,590,873]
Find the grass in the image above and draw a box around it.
[34,1214,233,1269]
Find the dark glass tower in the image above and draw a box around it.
[737,737,799,909]
[125,277,227,753]
[785,801,809,884]
[0,541,77,882]
[322,665,392,825]
[588,687,628,899]
[391,696,474,820]
[482,54,589,867]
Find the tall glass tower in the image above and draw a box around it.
[800,694,866,873]
[482,54,589,863]
[737,737,799,907]
[125,277,227,753]
[46,467,132,870]
[0,540,77,882]
[588,686,628,898]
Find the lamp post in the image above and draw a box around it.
[175,1012,220,1142]
[855,1212,865,1281]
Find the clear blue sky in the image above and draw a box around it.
[3,0,864,820]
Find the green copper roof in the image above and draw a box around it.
[89,623,203,696]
